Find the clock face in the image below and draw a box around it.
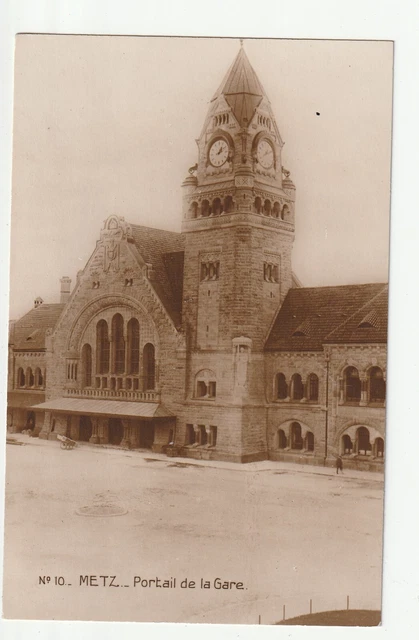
[209,139,229,167]
[257,139,274,169]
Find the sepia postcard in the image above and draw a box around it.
[3,35,393,627]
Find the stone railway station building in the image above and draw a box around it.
[7,46,387,471]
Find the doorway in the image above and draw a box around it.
[79,416,92,442]
[108,418,124,445]
[139,422,155,449]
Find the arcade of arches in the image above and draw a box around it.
[64,414,169,450]
[71,314,157,393]
[275,422,384,460]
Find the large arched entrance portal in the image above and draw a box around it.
[79,416,92,442]
[108,418,124,445]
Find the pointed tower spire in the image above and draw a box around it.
[211,46,268,127]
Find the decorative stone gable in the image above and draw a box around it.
[99,215,133,273]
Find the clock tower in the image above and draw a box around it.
[181,44,296,352]
[180,44,296,461]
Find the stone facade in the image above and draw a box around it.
[7,46,387,470]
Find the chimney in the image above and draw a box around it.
[34,296,43,308]
[60,277,72,304]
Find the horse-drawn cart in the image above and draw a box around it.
[57,434,77,450]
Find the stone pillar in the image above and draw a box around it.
[39,411,52,439]
[69,415,79,441]
[193,424,200,445]
[89,417,100,444]
[205,425,211,446]
[338,377,344,404]
[300,381,308,403]
[124,329,129,377]
[10,409,26,434]
[120,420,132,449]
[232,336,252,402]
[109,336,115,374]
[360,377,368,406]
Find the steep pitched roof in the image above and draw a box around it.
[265,283,388,352]
[10,304,65,350]
[130,225,185,326]
[211,47,267,126]
[324,285,388,344]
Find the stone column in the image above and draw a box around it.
[9,409,20,434]
[338,377,344,404]
[359,377,368,406]
[120,420,132,449]
[193,424,200,445]
[205,425,211,446]
[39,411,52,439]
[69,415,79,441]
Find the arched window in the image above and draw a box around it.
[201,200,210,217]
[254,197,262,214]
[291,373,304,401]
[195,369,216,398]
[212,198,223,216]
[143,343,155,390]
[344,367,361,402]
[308,373,319,402]
[276,373,288,400]
[81,344,92,387]
[306,431,314,452]
[186,424,196,445]
[278,429,287,449]
[27,368,35,387]
[189,201,198,219]
[375,437,384,458]
[127,318,140,374]
[224,195,233,213]
[35,367,43,387]
[112,314,125,375]
[342,434,353,454]
[273,202,281,218]
[290,422,303,450]
[369,367,386,403]
[17,367,25,388]
[356,426,371,455]
[96,319,110,374]
[282,204,290,221]
[263,199,272,216]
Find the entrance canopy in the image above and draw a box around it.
[30,398,174,420]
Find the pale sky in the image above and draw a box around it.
[9,35,393,320]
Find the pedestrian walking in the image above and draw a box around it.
[336,455,343,474]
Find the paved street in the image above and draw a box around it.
[3,435,384,624]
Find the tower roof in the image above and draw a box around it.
[211,46,268,127]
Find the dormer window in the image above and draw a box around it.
[358,309,380,328]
